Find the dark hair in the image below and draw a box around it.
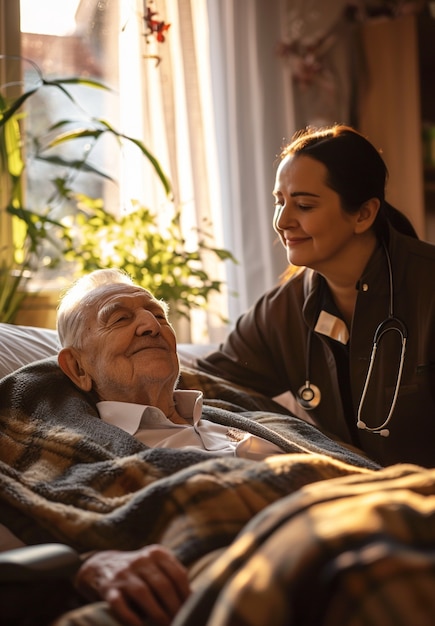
[281,124,418,239]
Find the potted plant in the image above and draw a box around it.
[64,200,236,321]
[0,56,236,326]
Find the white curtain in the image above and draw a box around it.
[204,0,295,326]
[127,0,295,343]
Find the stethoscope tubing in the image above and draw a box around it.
[296,243,408,436]
[356,318,407,436]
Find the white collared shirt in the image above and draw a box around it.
[97,390,284,460]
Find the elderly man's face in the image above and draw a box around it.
[63,285,179,405]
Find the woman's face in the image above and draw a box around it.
[272,154,364,276]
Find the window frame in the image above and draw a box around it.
[0,0,21,256]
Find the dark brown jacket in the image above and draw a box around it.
[199,226,435,467]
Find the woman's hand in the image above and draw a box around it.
[75,545,191,626]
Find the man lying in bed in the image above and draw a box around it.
[0,268,376,626]
[57,268,288,461]
[55,267,291,625]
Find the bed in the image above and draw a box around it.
[1,322,435,626]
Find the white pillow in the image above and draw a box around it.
[0,323,60,379]
[177,343,217,367]
[0,323,216,379]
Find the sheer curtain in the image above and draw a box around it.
[205,0,295,326]
[130,0,295,342]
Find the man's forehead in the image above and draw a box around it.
[95,284,156,307]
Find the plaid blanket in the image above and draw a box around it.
[56,464,435,626]
[0,357,376,561]
[2,358,434,625]
[173,463,435,626]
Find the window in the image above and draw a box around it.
[2,0,231,341]
[20,0,136,220]
[15,1,172,284]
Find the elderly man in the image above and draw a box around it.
[54,267,288,626]
[57,268,286,459]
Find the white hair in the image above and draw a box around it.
[57,269,168,348]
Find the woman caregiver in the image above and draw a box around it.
[198,125,435,467]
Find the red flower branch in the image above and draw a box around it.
[143,1,171,43]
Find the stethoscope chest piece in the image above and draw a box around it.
[297,381,321,410]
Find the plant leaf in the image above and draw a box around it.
[0,86,39,126]
[35,154,115,181]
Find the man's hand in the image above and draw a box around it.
[75,545,191,626]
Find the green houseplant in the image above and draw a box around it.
[0,55,170,321]
[65,201,236,320]
[0,56,235,324]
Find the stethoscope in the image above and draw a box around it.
[296,244,408,437]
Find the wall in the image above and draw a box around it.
[418,8,435,242]
[359,15,427,240]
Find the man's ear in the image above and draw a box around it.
[355,197,380,234]
[58,348,93,392]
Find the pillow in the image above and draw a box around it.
[177,343,217,367]
[0,323,60,379]
[0,323,302,420]
[0,322,217,379]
